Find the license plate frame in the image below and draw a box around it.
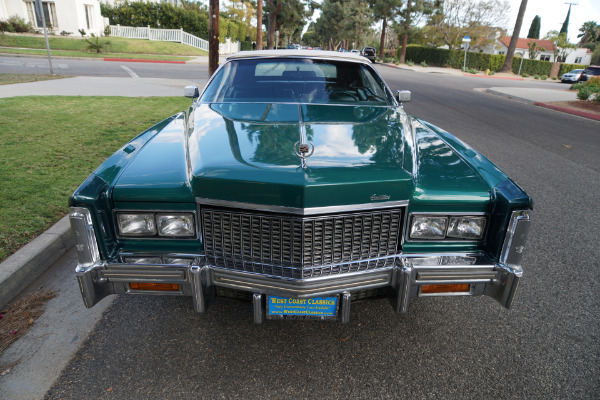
[266,295,338,320]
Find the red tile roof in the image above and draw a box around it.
[499,37,556,51]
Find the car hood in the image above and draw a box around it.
[112,103,493,208]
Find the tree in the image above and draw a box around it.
[527,15,540,39]
[398,0,441,62]
[256,0,263,49]
[544,30,576,62]
[560,4,571,35]
[577,21,599,48]
[309,0,374,50]
[427,0,511,50]
[527,40,544,59]
[499,0,527,73]
[370,0,402,60]
[264,0,315,49]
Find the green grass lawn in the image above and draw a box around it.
[0,96,191,262]
[0,34,207,58]
[0,47,195,61]
[0,73,67,85]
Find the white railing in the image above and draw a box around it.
[110,25,210,52]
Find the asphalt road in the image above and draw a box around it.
[3,60,599,399]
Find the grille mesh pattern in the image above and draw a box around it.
[201,206,403,279]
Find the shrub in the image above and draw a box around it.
[0,20,11,33]
[104,25,111,37]
[403,45,505,71]
[541,75,548,80]
[534,74,540,79]
[383,57,392,63]
[406,60,414,66]
[577,86,594,100]
[85,34,111,53]
[7,15,32,33]
[559,62,586,77]
[421,61,428,67]
[576,78,600,101]
[78,28,86,37]
[572,82,585,91]
[468,68,478,74]
[512,57,552,76]
[551,76,557,80]
[522,73,529,78]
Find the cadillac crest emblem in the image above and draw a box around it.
[294,141,314,169]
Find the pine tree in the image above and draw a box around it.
[560,5,571,35]
[527,15,540,39]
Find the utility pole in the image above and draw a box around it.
[208,0,219,76]
[35,0,53,75]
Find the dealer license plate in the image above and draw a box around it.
[267,296,338,317]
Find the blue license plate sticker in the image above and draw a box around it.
[267,296,338,317]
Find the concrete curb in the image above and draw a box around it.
[0,216,73,309]
[534,102,600,121]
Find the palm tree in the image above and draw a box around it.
[577,21,599,47]
[499,0,527,73]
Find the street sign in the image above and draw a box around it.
[462,36,471,42]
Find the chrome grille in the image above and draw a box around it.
[201,206,403,279]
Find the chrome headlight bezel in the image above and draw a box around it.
[408,213,487,241]
[115,211,196,238]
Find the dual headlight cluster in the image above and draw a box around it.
[117,212,196,238]
[409,215,486,240]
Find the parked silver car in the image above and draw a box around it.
[560,69,584,83]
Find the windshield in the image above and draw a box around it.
[201,58,394,106]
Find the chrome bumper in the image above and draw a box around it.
[70,208,531,323]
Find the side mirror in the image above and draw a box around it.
[184,86,199,99]
[396,90,411,103]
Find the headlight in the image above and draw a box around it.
[157,214,195,237]
[447,216,486,239]
[117,213,156,236]
[410,216,448,239]
[409,214,486,240]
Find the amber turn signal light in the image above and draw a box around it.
[129,282,180,291]
[421,284,470,294]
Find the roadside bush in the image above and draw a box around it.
[576,78,600,101]
[551,76,557,80]
[541,75,548,80]
[7,15,32,33]
[406,60,414,66]
[421,61,428,67]
[85,34,111,53]
[403,45,505,72]
[383,57,392,63]
[572,82,585,91]
[240,40,252,51]
[512,57,552,76]
[468,68,478,74]
[534,74,540,79]
[104,25,111,37]
[522,73,529,77]
[1,15,33,33]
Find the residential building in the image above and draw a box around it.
[482,36,592,66]
[0,0,105,36]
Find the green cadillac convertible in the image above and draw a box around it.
[69,50,532,323]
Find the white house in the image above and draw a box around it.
[487,36,592,66]
[0,0,105,36]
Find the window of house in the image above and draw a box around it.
[25,1,58,28]
[575,57,582,64]
[540,55,551,62]
[85,5,93,30]
[499,51,505,55]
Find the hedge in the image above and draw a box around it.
[511,57,553,76]
[402,45,505,71]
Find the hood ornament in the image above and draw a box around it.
[294,141,314,169]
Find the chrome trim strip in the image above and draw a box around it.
[253,293,264,324]
[500,210,532,271]
[196,198,409,215]
[69,207,101,270]
[340,292,351,324]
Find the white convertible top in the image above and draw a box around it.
[226,49,369,63]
